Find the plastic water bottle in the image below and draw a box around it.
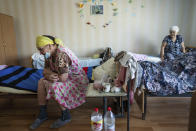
[104,107,115,131]
[91,108,103,131]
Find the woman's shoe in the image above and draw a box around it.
[50,118,71,128]
[50,109,71,128]
[29,117,48,130]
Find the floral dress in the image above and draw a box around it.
[163,35,184,60]
[44,46,89,109]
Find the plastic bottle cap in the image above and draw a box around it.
[95,108,98,112]
[108,107,112,111]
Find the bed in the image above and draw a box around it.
[0,65,43,96]
[0,57,103,95]
[133,46,196,120]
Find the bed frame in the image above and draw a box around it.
[134,46,196,120]
[134,87,195,120]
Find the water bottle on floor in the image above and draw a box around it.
[91,108,103,131]
[104,107,115,131]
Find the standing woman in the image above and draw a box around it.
[30,35,89,129]
[160,26,186,61]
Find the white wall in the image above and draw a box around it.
[189,0,196,46]
[0,0,195,66]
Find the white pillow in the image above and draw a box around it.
[146,56,161,63]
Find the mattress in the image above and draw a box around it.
[0,86,36,94]
[79,58,102,67]
[0,65,36,94]
[0,66,43,92]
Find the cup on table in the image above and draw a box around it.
[102,83,111,93]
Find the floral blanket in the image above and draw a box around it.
[139,51,196,96]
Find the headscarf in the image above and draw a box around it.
[169,26,180,33]
[36,35,64,48]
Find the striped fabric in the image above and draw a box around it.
[0,66,43,92]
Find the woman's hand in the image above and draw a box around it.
[161,57,164,61]
[43,68,59,82]
[160,42,167,61]
[181,42,186,53]
[46,73,59,82]
[59,73,68,82]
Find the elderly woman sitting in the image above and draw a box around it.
[30,35,88,129]
[160,26,186,61]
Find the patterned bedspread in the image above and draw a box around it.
[139,51,196,96]
[0,66,43,92]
